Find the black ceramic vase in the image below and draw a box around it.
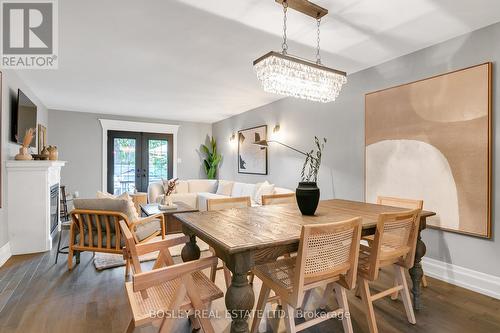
[296,182,320,216]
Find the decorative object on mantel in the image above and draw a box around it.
[47,145,58,160]
[201,136,221,179]
[255,135,326,215]
[15,128,35,160]
[239,125,268,175]
[160,178,178,210]
[37,124,47,154]
[253,0,347,103]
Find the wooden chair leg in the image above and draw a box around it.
[319,282,333,309]
[125,258,130,277]
[334,284,354,333]
[422,274,428,288]
[360,278,378,333]
[159,283,187,333]
[248,272,255,284]
[223,264,232,289]
[67,246,73,270]
[209,264,216,282]
[355,282,361,298]
[391,277,399,300]
[125,318,135,333]
[301,289,312,310]
[251,285,270,333]
[395,265,416,324]
[184,276,215,333]
[283,303,296,333]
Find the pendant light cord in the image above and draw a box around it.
[282,1,288,54]
[316,17,322,64]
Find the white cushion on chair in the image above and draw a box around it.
[216,180,234,196]
[96,191,139,222]
[253,181,275,205]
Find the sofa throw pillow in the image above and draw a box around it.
[175,180,189,193]
[253,181,275,205]
[216,180,234,196]
[96,191,140,222]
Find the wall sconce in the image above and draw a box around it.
[273,124,280,133]
[229,133,236,142]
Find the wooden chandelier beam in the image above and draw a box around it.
[275,0,328,19]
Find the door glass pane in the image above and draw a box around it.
[113,138,136,195]
[148,139,168,185]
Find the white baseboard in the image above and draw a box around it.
[0,242,12,267]
[422,257,500,300]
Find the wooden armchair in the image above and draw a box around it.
[357,209,421,333]
[251,217,362,333]
[119,220,223,333]
[68,208,165,271]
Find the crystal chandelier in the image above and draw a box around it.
[253,0,347,103]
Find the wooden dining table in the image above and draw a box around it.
[174,199,435,333]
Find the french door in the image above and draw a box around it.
[107,131,173,194]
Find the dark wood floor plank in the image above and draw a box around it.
[1,233,500,333]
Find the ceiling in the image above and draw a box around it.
[16,0,500,123]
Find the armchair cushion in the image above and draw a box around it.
[134,218,163,242]
[96,192,140,222]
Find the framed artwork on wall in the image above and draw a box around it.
[238,125,268,175]
[37,124,47,154]
[0,71,2,208]
[365,62,492,238]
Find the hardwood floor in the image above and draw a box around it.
[1,234,500,333]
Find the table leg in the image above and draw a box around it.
[225,253,255,333]
[409,219,426,310]
[181,234,201,262]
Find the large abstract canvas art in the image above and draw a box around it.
[365,63,492,238]
[238,125,268,175]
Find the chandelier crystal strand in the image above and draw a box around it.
[253,0,347,103]
[316,18,321,64]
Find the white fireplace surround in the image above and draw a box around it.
[6,160,66,255]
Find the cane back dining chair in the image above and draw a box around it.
[262,193,296,206]
[119,220,223,333]
[357,209,421,333]
[207,196,252,288]
[251,217,363,333]
[374,196,427,287]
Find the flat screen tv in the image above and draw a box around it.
[11,89,37,147]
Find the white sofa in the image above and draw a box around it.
[148,179,293,211]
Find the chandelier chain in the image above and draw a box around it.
[282,1,288,54]
[316,17,321,64]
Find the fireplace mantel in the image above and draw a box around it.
[7,160,67,254]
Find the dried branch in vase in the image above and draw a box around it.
[22,128,35,148]
[165,178,178,196]
[300,136,326,183]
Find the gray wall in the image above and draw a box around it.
[213,22,500,278]
[0,70,49,248]
[48,110,212,198]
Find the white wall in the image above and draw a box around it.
[48,110,212,198]
[0,70,49,248]
[213,22,500,278]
